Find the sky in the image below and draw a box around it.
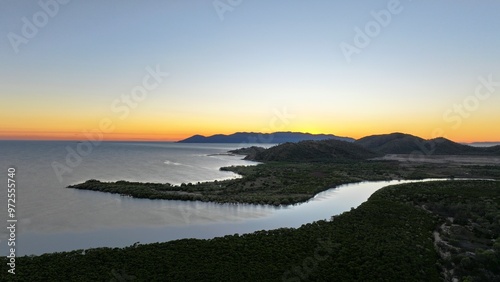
[1,0,499,142]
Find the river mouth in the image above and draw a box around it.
[10,178,452,256]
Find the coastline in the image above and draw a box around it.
[67,153,500,206]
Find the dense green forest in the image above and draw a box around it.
[68,161,397,205]
[3,180,499,281]
[375,181,500,281]
[68,160,500,206]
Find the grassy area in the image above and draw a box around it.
[5,180,500,281]
[68,160,500,205]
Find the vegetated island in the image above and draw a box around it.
[68,135,500,206]
[5,180,500,281]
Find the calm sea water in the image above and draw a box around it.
[0,141,449,256]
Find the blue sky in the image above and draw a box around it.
[1,0,499,141]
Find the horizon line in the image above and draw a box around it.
[1,135,500,144]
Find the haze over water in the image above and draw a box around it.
[0,141,266,253]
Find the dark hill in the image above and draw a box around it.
[356,133,500,155]
[355,133,423,154]
[483,145,500,154]
[228,146,266,159]
[244,139,379,162]
[178,131,354,143]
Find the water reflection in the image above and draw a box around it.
[13,179,443,255]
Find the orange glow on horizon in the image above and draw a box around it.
[1,127,498,144]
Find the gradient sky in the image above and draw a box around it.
[1,0,499,142]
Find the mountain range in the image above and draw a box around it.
[222,132,500,163]
[356,133,500,155]
[177,132,354,143]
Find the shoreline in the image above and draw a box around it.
[67,154,500,206]
[7,180,500,281]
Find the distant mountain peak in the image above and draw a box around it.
[356,133,500,155]
[177,132,354,144]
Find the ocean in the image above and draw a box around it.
[0,141,268,254]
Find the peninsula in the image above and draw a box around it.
[68,133,500,205]
[7,133,500,281]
